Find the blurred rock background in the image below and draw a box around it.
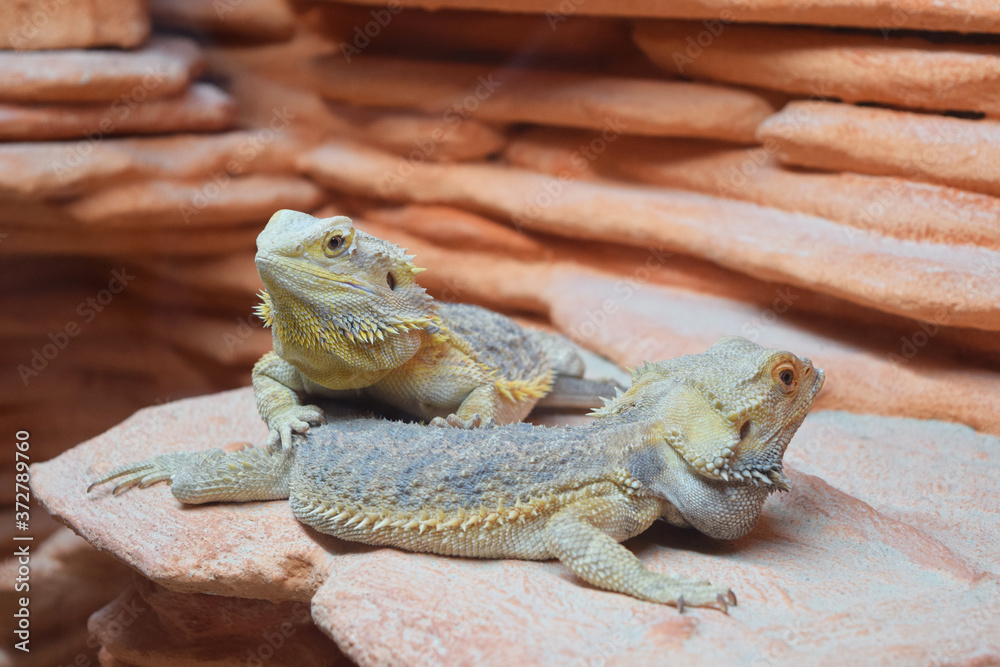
[1,0,998,664]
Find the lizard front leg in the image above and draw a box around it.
[253,351,326,451]
[545,495,736,612]
[429,384,501,428]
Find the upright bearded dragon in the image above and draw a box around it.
[91,337,824,611]
[253,209,615,450]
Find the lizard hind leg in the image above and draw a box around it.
[87,451,211,496]
[544,496,735,612]
[88,446,294,505]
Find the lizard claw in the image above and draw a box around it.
[88,451,198,495]
[727,590,737,607]
[267,404,325,451]
[676,595,685,614]
[429,413,494,429]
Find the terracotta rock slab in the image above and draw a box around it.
[62,174,325,228]
[328,0,1000,33]
[757,100,1000,198]
[503,128,1000,249]
[149,0,296,41]
[362,205,552,261]
[91,579,348,666]
[326,103,507,162]
[309,4,633,65]
[0,83,238,142]
[0,132,302,200]
[0,0,149,50]
[0,36,203,104]
[311,54,778,143]
[0,220,263,257]
[30,389,1000,664]
[634,21,1000,116]
[300,140,1000,330]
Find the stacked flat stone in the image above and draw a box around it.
[0,0,321,534]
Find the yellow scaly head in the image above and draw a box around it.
[254,210,437,349]
[592,336,824,491]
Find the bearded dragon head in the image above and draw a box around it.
[593,336,824,491]
[254,210,438,350]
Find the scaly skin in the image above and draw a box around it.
[91,337,824,611]
[253,209,612,450]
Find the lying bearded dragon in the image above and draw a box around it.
[91,337,824,612]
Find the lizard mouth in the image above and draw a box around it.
[255,253,376,295]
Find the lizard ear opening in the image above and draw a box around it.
[386,271,396,290]
[739,420,751,442]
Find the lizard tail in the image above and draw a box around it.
[533,376,625,411]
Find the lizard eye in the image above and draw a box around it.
[386,272,396,290]
[323,230,351,257]
[772,362,796,393]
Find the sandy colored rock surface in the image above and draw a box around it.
[0,36,204,105]
[0,528,132,667]
[0,132,302,200]
[0,83,238,142]
[634,21,1000,116]
[32,389,1000,664]
[90,578,347,666]
[62,174,325,228]
[0,0,149,50]
[504,128,1000,249]
[328,0,1000,33]
[311,55,777,143]
[300,140,1000,330]
[149,0,296,41]
[309,4,633,65]
[757,101,1000,198]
